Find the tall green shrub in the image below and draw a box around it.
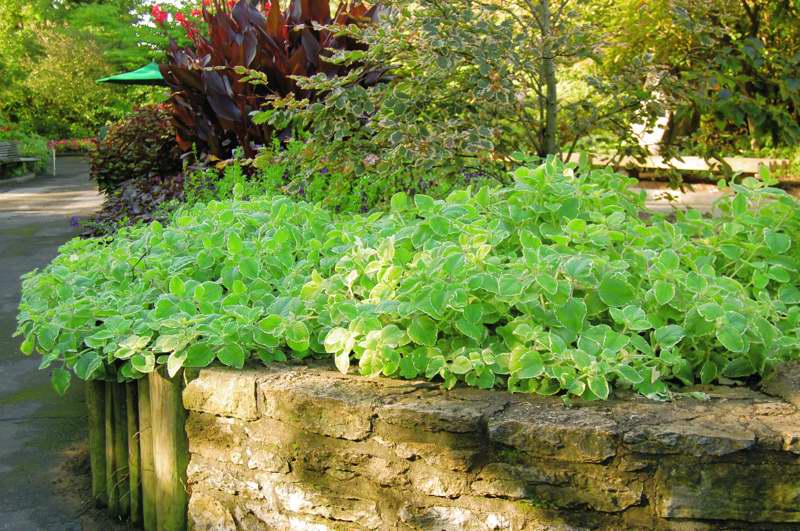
[602,0,800,154]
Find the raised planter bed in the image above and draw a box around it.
[181,362,800,530]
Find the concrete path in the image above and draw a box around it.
[0,158,103,530]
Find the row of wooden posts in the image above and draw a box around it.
[84,368,189,530]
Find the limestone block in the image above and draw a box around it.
[183,368,260,420]
[183,364,800,528]
[487,401,618,463]
[188,491,236,531]
[654,462,800,522]
[762,361,800,409]
[471,462,642,512]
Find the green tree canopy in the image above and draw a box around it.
[0,0,171,138]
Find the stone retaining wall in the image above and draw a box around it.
[182,363,800,530]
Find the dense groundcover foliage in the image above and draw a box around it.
[17,162,800,400]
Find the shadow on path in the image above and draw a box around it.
[0,159,104,530]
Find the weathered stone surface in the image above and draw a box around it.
[255,366,419,441]
[188,490,237,531]
[183,368,260,420]
[654,462,800,522]
[408,461,470,498]
[184,364,800,530]
[377,388,508,433]
[611,390,800,457]
[471,462,642,512]
[762,361,800,409]
[622,419,756,456]
[399,504,511,531]
[487,401,619,463]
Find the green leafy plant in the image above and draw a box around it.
[90,104,182,193]
[17,161,800,399]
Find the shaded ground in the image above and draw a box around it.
[0,159,126,530]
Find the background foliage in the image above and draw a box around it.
[0,0,169,140]
[254,0,660,210]
[603,0,800,155]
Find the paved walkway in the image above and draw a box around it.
[0,158,103,530]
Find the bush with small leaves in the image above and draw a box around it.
[90,104,182,193]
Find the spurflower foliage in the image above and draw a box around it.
[16,161,800,399]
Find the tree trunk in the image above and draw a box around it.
[540,0,558,156]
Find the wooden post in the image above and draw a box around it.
[127,383,141,525]
[104,382,119,517]
[112,382,130,517]
[85,380,107,507]
[138,378,157,531]
[149,368,189,531]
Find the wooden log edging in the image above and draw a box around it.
[112,382,129,516]
[150,367,189,531]
[138,378,157,531]
[85,380,106,507]
[103,382,119,517]
[83,372,189,530]
[127,383,141,525]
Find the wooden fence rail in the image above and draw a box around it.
[84,369,188,530]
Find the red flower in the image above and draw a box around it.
[151,4,168,25]
[227,0,236,8]
[191,8,201,17]
[174,11,199,39]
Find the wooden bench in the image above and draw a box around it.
[567,153,797,184]
[0,141,39,177]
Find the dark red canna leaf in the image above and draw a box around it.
[302,0,331,24]
[265,0,283,39]
[288,46,308,76]
[161,0,385,158]
[202,71,242,123]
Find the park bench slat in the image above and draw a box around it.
[568,153,789,174]
[0,142,39,164]
[0,141,39,174]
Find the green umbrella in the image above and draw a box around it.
[97,62,167,86]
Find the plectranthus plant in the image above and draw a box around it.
[16,160,800,400]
